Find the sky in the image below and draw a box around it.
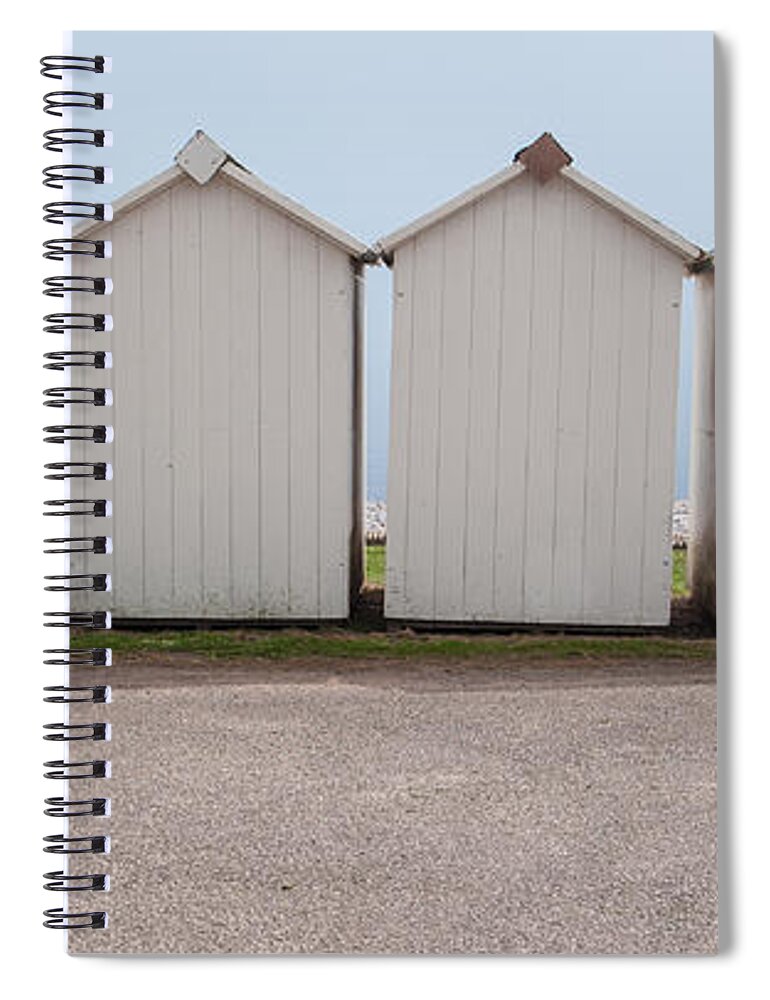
[75,30,714,500]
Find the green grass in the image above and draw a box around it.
[72,546,706,664]
[72,628,714,662]
[366,543,386,586]
[672,548,689,598]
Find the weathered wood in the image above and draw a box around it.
[141,189,174,612]
[227,184,261,615]
[550,186,594,621]
[434,209,474,620]
[465,189,506,620]
[200,180,232,614]
[384,240,415,619]
[73,163,361,620]
[405,225,445,619]
[582,207,625,623]
[378,139,701,264]
[688,266,716,622]
[386,170,688,626]
[642,250,683,622]
[494,175,535,621]
[169,180,204,614]
[318,242,355,619]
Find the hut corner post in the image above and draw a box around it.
[349,259,366,611]
[688,262,717,622]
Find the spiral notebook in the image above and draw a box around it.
[41,31,717,954]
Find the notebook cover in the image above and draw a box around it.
[45,30,717,954]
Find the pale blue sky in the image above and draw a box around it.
[75,30,714,499]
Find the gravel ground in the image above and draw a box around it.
[65,655,717,955]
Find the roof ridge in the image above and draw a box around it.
[378,133,704,263]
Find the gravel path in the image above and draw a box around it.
[66,656,717,954]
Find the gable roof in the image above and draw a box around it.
[75,130,368,257]
[377,132,706,266]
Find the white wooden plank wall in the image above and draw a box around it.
[319,245,356,618]
[550,183,594,620]
[433,210,474,620]
[72,174,355,619]
[581,208,625,621]
[383,241,415,614]
[523,178,565,621]
[386,172,683,625]
[641,254,683,622]
[465,189,505,618]
[288,221,320,617]
[404,225,444,617]
[494,178,535,621]
[170,181,204,613]
[142,191,174,612]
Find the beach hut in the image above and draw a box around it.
[380,133,705,626]
[69,131,366,621]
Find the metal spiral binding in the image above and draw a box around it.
[44,461,109,479]
[44,797,109,815]
[44,871,108,891]
[43,351,110,370]
[41,55,107,80]
[43,311,109,333]
[44,129,108,153]
[44,538,110,555]
[42,53,111,932]
[43,202,109,225]
[43,835,108,854]
[44,498,109,517]
[43,239,108,260]
[43,92,107,117]
[43,165,107,189]
[43,275,108,295]
[43,425,110,444]
[43,911,107,931]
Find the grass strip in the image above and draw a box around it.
[72,629,715,662]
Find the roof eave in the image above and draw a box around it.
[562,166,704,264]
[377,161,705,267]
[73,164,183,239]
[377,162,527,255]
[73,152,368,259]
[219,161,368,258]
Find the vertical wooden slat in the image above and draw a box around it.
[494,175,535,621]
[169,180,203,615]
[113,213,144,614]
[611,228,653,622]
[259,203,291,616]
[464,191,506,619]
[200,179,231,614]
[433,208,474,620]
[318,243,353,618]
[404,225,445,618]
[641,251,683,622]
[523,177,566,620]
[140,192,174,612]
[384,241,415,618]
[288,223,321,616]
[581,209,625,622]
[227,182,261,615]
[550,185,595,621]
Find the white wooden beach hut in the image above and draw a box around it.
[380,133,706,626]
[70,130,366,621]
